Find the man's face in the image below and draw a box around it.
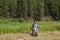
[34,21,37,24]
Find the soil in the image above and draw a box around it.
[0,31,60,40]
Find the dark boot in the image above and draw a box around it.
[35,32,38,36]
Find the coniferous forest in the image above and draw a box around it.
[0,0,60,21]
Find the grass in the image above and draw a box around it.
[0,22,30,33]
[38,21,60,31]
[0,18,60,34]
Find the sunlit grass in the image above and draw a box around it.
[38,21,60,32]
[0,19,60,34]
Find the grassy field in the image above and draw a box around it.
[0,19,60,34]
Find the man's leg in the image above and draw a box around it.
[32,29,34,36]
[35,29,38,36]
[35,32,38,36]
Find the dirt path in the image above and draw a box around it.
[0,31,60,40]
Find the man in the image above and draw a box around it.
[32,21,39,36]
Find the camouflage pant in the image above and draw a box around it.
[32,27,38,36]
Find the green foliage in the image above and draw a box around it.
[0,0,60,20]
[17,18,25,22]
[0,20,60,34]
[0,18,25,24]
[38,21,60,31]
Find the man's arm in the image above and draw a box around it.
[37,24,39,29]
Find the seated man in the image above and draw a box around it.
[32,21,39,36]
